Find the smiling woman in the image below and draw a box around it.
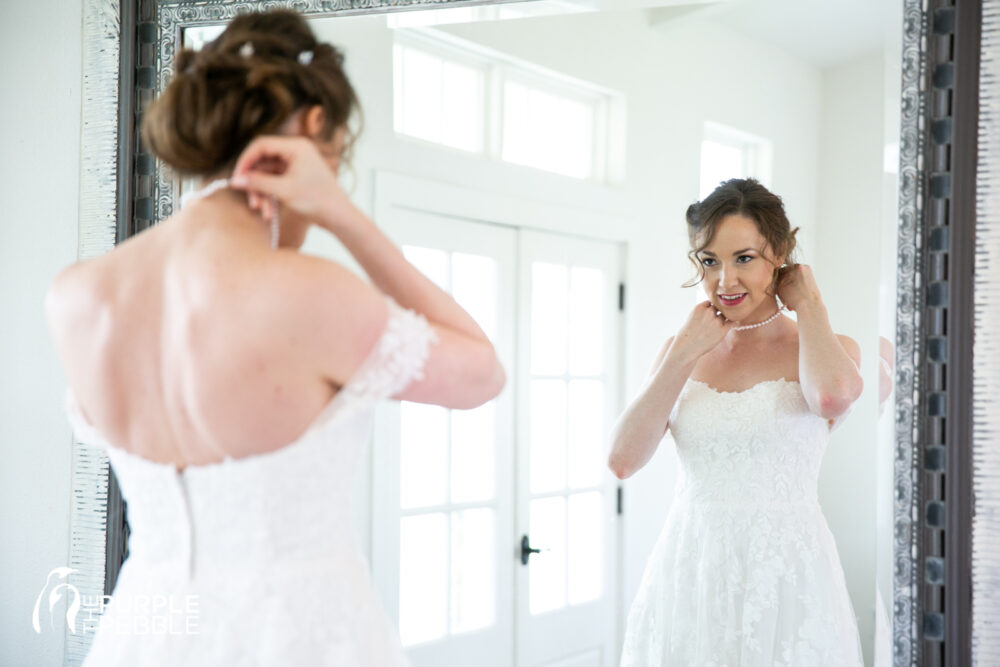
[610,177,865,665]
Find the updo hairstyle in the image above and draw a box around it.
[682,178,799,292]
[142,9,361,176]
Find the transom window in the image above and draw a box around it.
[393,30,623,182]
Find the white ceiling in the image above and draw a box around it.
[400,0,894,69]
[644,0,894,69]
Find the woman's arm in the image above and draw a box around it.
[608,336,693,480]
[782,270,863,418]
[231,135,505,408]
[608,302,732,480]
[797,301,863,419]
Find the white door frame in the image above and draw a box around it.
[370,170,640,666]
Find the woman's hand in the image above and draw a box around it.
[775,263,822,312]
[670,300,734,362]
[230,136,357,234]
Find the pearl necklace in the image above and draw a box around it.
[180,178,279,249]
[731,306,784,331]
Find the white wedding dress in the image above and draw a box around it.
[619,378,864,666]
[65,297,435,666]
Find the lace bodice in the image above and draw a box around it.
[65,297,436,666]
[667,378,830,507]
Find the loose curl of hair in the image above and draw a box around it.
[142,9,361,177]
[682,178,800,293]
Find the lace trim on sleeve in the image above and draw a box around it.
[340,297,439,402]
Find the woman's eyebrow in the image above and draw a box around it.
[700,248,755,257]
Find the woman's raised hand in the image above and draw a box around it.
[775,263,822,312]
[230,136,356,233]
[671,300,734,362]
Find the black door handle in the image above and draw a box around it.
[520,534,541,565]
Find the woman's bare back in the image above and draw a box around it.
[48,206,342,470]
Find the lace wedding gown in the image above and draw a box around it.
[64,298,435,666]
[619,378,864,666]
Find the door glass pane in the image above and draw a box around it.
[451,252,498,341]
[529,379,567,494]
[568,379,604,489]
[400,402,449,509]
[400,513,448,645]
[530,262,568,375]
[568,491,603,605]
[529,496,566,614]
[403,245,450,290]
[569,266,605,376]
[451,402,495,504]
[451,508,496,634]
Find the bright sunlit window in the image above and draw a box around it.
[393,30,621,182]
[393,42,486,153]
[698,122,773,199]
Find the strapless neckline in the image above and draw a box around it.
[686,377,800,396]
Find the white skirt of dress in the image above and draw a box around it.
[619,499,864,667]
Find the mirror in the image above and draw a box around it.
[67,0,925,665]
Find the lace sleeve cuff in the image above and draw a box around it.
[341,297,439,402]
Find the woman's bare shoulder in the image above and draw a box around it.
[249,252,391,383]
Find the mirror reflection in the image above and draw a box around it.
[49,2,902,665]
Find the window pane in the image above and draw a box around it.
[403,245,449,291]
[441,61,483,152]
[401,47,443,143]
[529,496,567,614]
[451,508,496,633]
[568,379,604,489]
[569,266,604,376]
[530,379,567,494]
[451,252,497,341]
[568,492,603,605]
[399,513,448,645]
[400,402,449,509]
[501,81,530,167]
[451,402,495,504]
[530,262,568,375]
[502,82,595,179]
[699,139,745,199]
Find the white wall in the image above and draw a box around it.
[0,1,83,665]
[814,50,888,667]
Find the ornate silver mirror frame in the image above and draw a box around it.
[68,0,989,664]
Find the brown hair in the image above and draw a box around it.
[142,9,361,176]
[682,178,799,290]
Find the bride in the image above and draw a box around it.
[46,9,504,665]
[608,178,864,665]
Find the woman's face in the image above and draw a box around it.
[696,214,783,322]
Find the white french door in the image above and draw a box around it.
[372,207,622,667]
[373,210,517,667]
[516,230,622,667]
